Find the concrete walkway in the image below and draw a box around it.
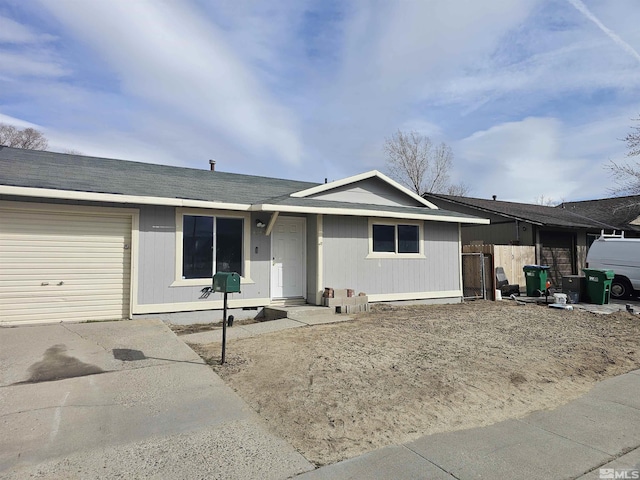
[181,309,354,345]
[0,319,313,479]
[295,369,640,479]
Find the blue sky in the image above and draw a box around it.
[1,0,639,202]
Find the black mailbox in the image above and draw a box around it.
[212,272,241,293]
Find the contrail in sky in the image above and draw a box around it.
[567,0,640,64]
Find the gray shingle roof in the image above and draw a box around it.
[0,147,487,223]
[559,196,640,232]
[425,193,618,229]
[0,146,318,204]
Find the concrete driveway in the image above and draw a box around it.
[0,319,313,479]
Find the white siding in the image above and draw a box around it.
[0,203,132,324]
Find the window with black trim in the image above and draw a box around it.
[182,215,243,279]
[372,223,420,254]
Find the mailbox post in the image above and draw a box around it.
[212,272,241,364]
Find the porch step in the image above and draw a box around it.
[268,297,307,307]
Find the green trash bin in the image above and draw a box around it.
[523,265,550,297]
[582,268,614,305]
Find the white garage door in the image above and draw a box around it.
[0,203,133,324]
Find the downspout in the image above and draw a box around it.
[515,219,520,243]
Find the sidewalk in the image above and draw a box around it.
[295,369,640,479]
[180,312,353,345]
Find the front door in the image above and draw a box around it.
[271,216,305,299]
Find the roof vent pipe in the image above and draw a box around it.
[209,159,216,171]
[492,195,497,201]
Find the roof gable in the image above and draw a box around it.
[290,170,438,209]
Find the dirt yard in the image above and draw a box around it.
[192,301,640,466]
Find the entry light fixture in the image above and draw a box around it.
[255,219,266,228]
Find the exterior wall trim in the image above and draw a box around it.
[316,214,323,306]
[132,297,271,314]
[0,185,252,211]
[367,290,462,302]
[253,204,489,224]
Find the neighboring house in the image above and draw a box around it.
[423,193,629,288]
[559,196,640,236]
[0,147,488,325]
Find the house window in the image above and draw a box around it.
[370,220,423,256]
[372,225,395,252]
[182,214,244,279]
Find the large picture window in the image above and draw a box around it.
[182,215,243,279]
[370,220,423,256]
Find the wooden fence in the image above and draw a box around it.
[462,244,536,297]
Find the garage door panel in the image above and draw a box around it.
[4,308,129,324]
[1,212,131,225]
[0,282,129,292]
[0,243,128,252]
[0,273,130,282]
[2,297,128,310]
[0,205,133,324]
[1,254,129,264]
[0,288,129,299]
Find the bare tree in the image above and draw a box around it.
[607,117,640,195]
[0,123,48,150]
[624,116,640,157]
[533,194,560,206]
[607,160,640,195]
[446,182,471,196]
[384,130,469,196]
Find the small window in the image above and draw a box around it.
[216,218,243,274]
[372,224,395,252]
[398,225,419,253]
[183,216,214,279]
[182,215,244,279]
[371,222,422,255]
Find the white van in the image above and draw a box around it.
[586,232,640,299]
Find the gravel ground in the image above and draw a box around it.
[193,300,640,466]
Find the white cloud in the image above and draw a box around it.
[38,0,302,166]
[458,117,583,202]
[0,15,55,44]
[456,112,637,202]
[0,113,42,128]
[0,51,67,78]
